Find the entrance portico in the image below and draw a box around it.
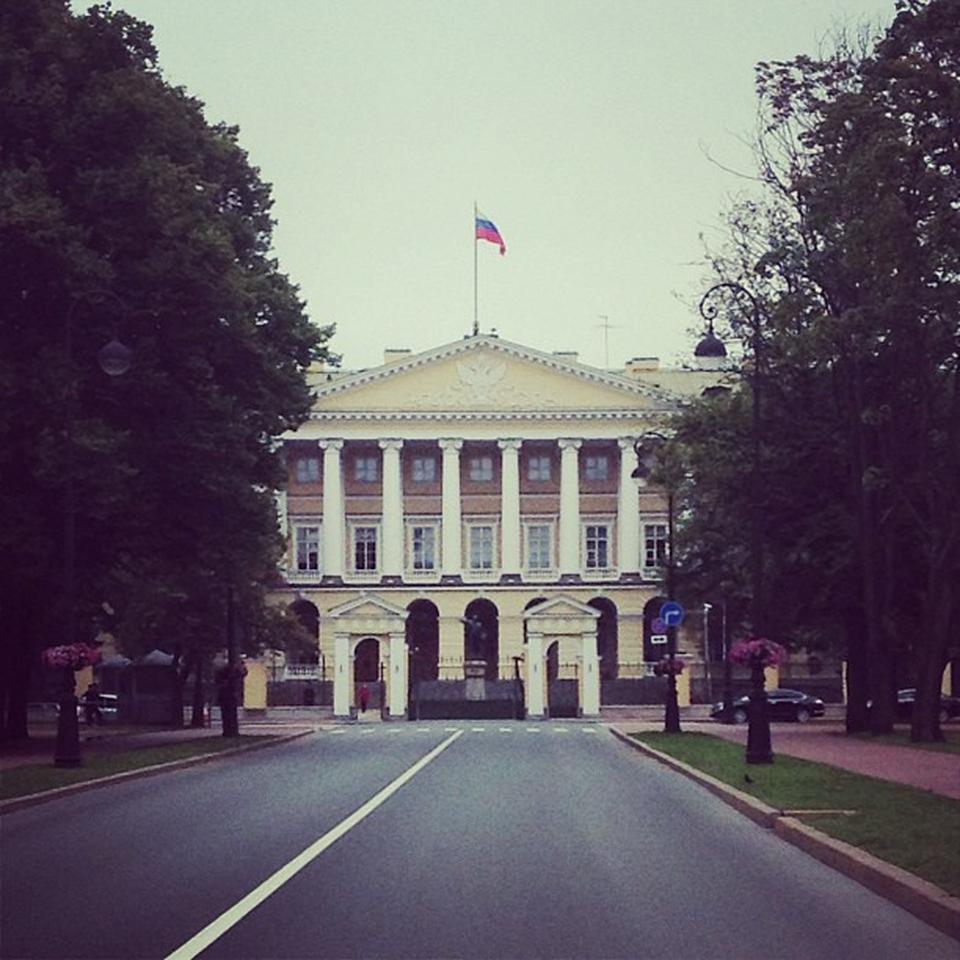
[523,596,600,719]
[329,594,409,719]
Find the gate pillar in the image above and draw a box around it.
[388,631,408,719]
[580,630,600,717]
[526,630,546,719]
[333,632,351,718]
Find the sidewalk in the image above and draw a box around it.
[615,719,960,800]
[0,717,320,772]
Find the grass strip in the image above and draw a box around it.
[0,737,269,802]
[634,731,960,897]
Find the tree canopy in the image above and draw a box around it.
[0,1,332,739]
[676,0,959,740]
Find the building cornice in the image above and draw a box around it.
[307,408,679,423]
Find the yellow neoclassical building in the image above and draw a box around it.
[273,333,724,720]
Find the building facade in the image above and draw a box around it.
[274,334,720,719]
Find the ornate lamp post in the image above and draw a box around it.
[54,291,132,767]
[697,282,773,763]
[633,432,681,734]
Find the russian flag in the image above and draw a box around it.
[475,214,506,255]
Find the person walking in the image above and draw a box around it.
[358,684,370,714]
[82,682,102,725]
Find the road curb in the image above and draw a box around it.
[0,730,313,816]
[609,725,960,942]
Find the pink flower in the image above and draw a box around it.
[41,643,102,670]
[729,637,786,667]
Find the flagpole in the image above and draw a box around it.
[473,201,479,336]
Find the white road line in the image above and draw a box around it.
[526,727,542,733]
[164,730,463,960]
[471,727,485,732]
[498,727,513,733]
[329,729,345,735]
[582,727,597,733]
[554,727,569,733]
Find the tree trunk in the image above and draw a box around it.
[844,608,870,733]
[1,599,33,742]
[910,579,951,743]
[190,656,206,728]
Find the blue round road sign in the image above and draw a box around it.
[659,601,685,626]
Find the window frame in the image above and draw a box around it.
[354,455,379,483]
[526,455,551,482]
[584,454,609,482]
[406,519,440,576]
[583,520,613,574]
[410,456,437,484]
[465,521,498,575]
[643,520,669,572]
[468,455,494,482]
[293,523,322,576]
[294,456,320,484]
[523,520,555,576]
[350,522,380,575]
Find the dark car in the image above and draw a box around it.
[711,688,825,724]
[893,688,960,724]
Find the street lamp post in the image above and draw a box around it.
[55,291,132,767]
[697,282,773,764]
[633,433,681,734]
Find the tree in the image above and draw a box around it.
[0,1,332,741]
[682,0,959,740]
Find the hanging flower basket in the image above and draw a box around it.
[728,637,786,668]
[42,643,102,671]
[653,656,685,677]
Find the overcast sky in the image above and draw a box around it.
[79,1,897,371]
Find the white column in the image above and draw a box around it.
[618,437,640,575]
[319,440,344,578]
[275,489,288,573]
[526,630,545,718]
[439,438,463,577]
[498,438,522,577]
[580,630,600,717]
[333,632,351,718]
[379,439,404,577]
[388,632,408,718]
[558,438,582,576]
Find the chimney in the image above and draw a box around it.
[624,356,660,376]
[383,348,412,364]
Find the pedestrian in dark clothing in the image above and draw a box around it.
[358,684,369,714]
[82,682,102,725]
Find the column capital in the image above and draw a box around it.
[438,438,464,452]
[318,438,344,451]
[558,438,583,451]
[617,436,638,451]
[497,438,523,452]
[378,438,404,451]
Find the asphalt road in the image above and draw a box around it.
[1,722,956,959]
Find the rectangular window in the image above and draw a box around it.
[295,526,321,572]
[585,524,610,569]
[411,525,436,570]
[468,525,494,570]
[526,524,552,571]
[469,456,493,481]
[295,457,320,483]
[411,457,436,483]
[584,455,609,482]
[354,456,379,482]
[644,523,668,569]
[527,455,551,481]
[354,526,378,571]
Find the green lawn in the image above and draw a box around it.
[0,737,268,802]
[634,731,960,897]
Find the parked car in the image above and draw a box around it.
[710,688,825,724]
[76,693,119,724]
[891,688,960,724]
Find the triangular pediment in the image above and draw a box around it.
[328,593,408,621]
[311,336,678,416]
[523,596,600,620]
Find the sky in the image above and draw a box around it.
[78,0,899,371]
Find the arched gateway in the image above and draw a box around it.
[328,594,408,719]
[522,596,600,719]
